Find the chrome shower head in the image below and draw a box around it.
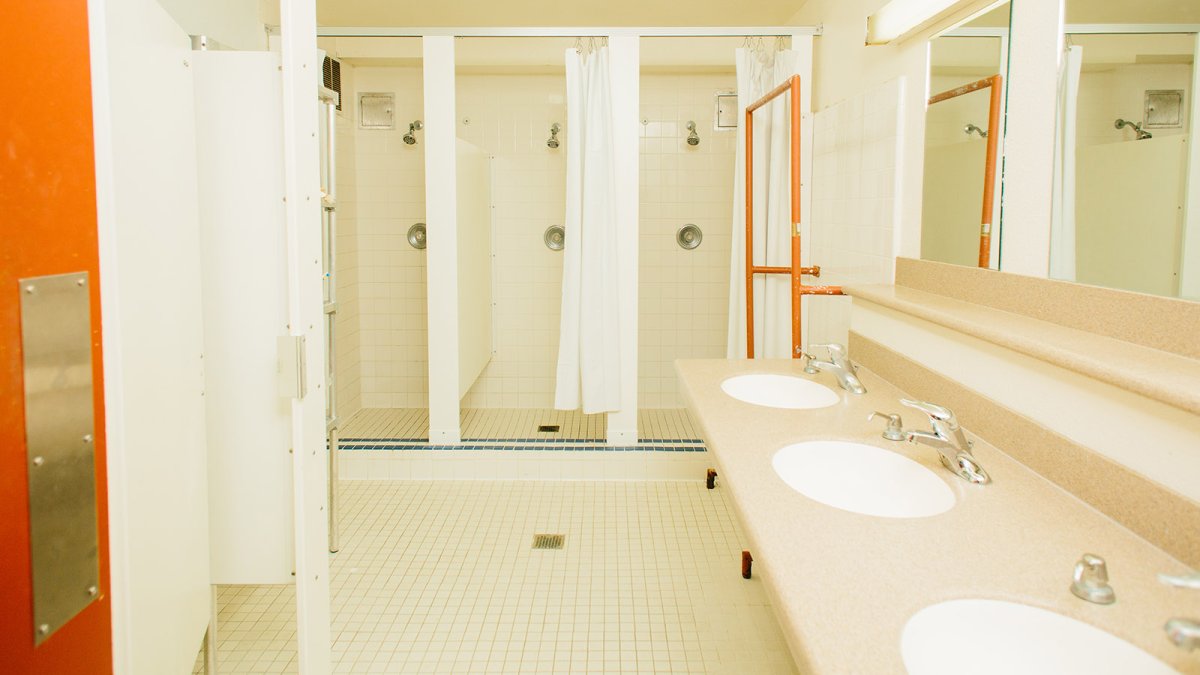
[547,122,561,149]
[686,121,700,146]
[964,123,988,138]
[1115,118,1153,140]
[403,120,423,145]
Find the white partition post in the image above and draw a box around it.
[999,0,1064,277]
[607,36,640,445]
[1179,33,1200,300]
[280,0,332,671]
[423,36,463,443]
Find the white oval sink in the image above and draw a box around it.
[772,441,955,518]
[903,599,1177,675]
[721,374,839,409]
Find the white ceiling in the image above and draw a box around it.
[314,0,811,28]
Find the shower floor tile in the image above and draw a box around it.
[339,408,701,442]
[195,481,797,674]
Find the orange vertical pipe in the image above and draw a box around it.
[978,74,1003,268]
[744,75,841,360]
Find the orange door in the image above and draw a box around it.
[0,1,114,673]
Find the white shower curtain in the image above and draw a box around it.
[1050,45,1083,281]
[554,45,622,413]
[726,45,804,359]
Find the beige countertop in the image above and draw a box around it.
[677,358,1200,674]
[843,284,1200,416]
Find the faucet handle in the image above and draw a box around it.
[1159,571,1200,590]
[868,411,905,441]
[809,343,846,359]
[900,399,955,423]
[1070,553,1116,605]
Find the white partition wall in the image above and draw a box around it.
[194,50,295,584]
[90,0,212,670]
[457,140,494,396]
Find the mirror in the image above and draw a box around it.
[920,2,1011,269]
[1050,0,1199,300]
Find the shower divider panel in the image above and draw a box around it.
[927,74,1004,268]
[743,74,841,359]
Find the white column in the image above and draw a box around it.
[1178,33,1200,300]
[423,36,463,443]
[280,0,332,672]
[999,0,1064,277]
[606,36,640,445]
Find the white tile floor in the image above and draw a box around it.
[197,481,797,673]
[339,409,702,442]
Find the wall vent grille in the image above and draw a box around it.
[322,56,342,111]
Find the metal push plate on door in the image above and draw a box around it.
[18,272,100,645]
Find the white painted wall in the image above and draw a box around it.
[154,0,266,50]
[852,299,1200,503]
[89,0,212,671]
[193,50,295,585]
[423,37,463,442]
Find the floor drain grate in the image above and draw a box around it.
[537,425,560,433]
[532,534,565,550]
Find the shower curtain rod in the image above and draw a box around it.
[316,26,822,38]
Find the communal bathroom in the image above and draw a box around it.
[5,0,1200,674]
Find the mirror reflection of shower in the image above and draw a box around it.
[547,123,561,149]
[963,123,988,138]
[1114,118,1153,140]
[686,121,700,146]
[403,120,423,145]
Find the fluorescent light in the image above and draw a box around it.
[867,0,962,44]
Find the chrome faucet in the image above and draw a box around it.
[900,399,990,484]
[1160,569,1200,651]
[801,343,866,395]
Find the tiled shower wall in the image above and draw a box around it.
[457,74,568,409]
[334,63,361,420]
[807,79,903,346]
[336,67,739,413]
[639,73,736,408]
[349,67,429,409]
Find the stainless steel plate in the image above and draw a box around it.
[677,224,703,250]
[544,225,565,251]
[407,222,427,249]
[19,272,99,645]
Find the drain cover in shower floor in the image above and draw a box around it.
[537,425,560,433]
[532,534,565,550]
